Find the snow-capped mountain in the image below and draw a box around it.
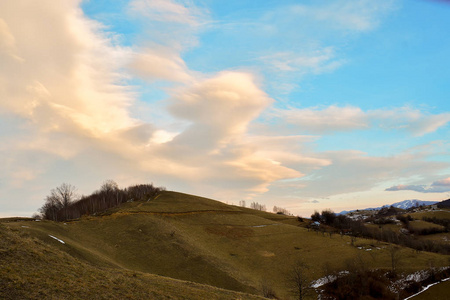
[339,199,438,215]
[386,199,437,210]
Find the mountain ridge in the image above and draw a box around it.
[339,199,438,215]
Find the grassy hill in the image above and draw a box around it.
[0,222,264,300]
[2,191,449,299]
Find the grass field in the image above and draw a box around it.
[408,220,445,231]
[2,191,449,299]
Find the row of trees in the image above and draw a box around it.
[38,180,165,221]
[240,201,291,216]
[250,202,267,211]
[272,206,291,215]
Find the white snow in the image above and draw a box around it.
[405,270,429,282]
[311,271,349,288]
[48,235,65,244]
[21,225,29,228]
[312,276,336,288]
[251,224,279,228]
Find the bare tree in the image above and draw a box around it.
[100,179,119,193]
[260,279,277,299]
[273,206,291,215]
[287,261,312,300]
[52,183,77,220]
[39,183,77,221]
[388,245,401,272]
[250,202,266,211]
[39,194,63,221]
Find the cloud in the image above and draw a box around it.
[0,1,142,210]
[169,71,271,142]
[129,0,205,26]
[0,18,23,61]
[277,106,368,133]
[129,47,193,83]
[370,107,450,136]
[290,0,397,32]
[295,149,449,198]
[0,0,136,137]
[386,177,450,193]
[158,71,303,196]
[259,47,344,75]
[275,105,450,135]
[128,0,209,50]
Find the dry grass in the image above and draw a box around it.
[408,220,445,231]
[0,224,264,300]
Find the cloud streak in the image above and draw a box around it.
[275,106,450,135]
[386,177,450,193]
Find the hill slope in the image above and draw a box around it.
[0,223,264,300]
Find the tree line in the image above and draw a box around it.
[38,180,165,222]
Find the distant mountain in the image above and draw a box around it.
[339,199,438,215]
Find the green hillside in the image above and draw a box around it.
[2,191,449,299]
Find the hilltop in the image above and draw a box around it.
[2,191,449,299]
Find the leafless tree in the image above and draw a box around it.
[53,183,78,220]
[39,183,77,221]
[388,245,401,272]
[260,279,277,299]
[250,202,266,211]
[273,206,291,215]
[287,261,312,300]
[100,179,119,193]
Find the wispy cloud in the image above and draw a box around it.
[386,177,450,193]
[289,0,398,32]
[296,150,449,197]
[129,47,193,83]
[128,0,210,50]
[274,105,450,135]
[129,0,207,26]
[258,47,345,75]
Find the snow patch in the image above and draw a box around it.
[48,235,65,244]
[311,271,349,288]
[251,224,279,228]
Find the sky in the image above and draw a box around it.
[1,0,449,218]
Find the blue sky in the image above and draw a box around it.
[0,0,449,217]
